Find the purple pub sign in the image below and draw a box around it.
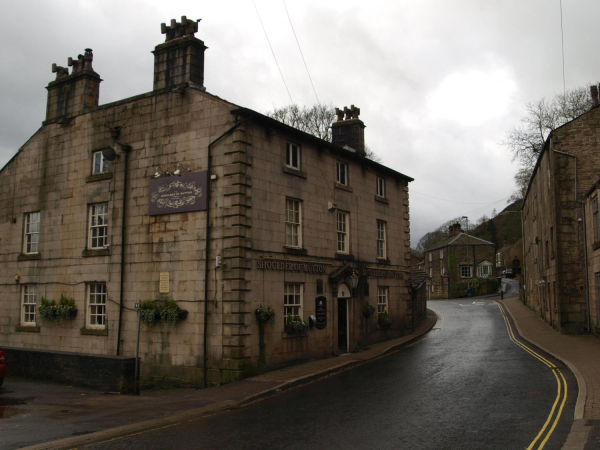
[148,172,208,216]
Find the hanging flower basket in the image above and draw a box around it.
[362,303,375,318]
[255,304,275,328]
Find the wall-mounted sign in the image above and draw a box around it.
[361,267,405,279]
[149,172,207,216]
[315,296,327,329]
[256,259,327,274]
[159,272,170,293]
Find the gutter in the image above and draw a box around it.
[203,116,251,388]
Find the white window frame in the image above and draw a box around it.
[429,268,432,277]
[594,196,599,243]
[376,176,385,198]
[440,267,445,276]
[285,142,301,170]
[92,150,109,175]
[377,220,387,259]
[377,286,388,314]
[87,283,107,329]
[21,285,37,326]
[460,265,472,278]
[285,198,302,248]
[337,211,349,254]
[336,161,348,186]
[478,261,492,278]
[24,212,40,254]
[284,283,303,324]
[88,203,109,249]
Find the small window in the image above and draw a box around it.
[21,285,37,326]
[440,267,445,276]
[87,283,107,329]
[460,265,472,278]
[377,220,386,259]
[92,150,109,175]
[377,286,388,314]
[440,249,443,259]
[284,283,302,325]
[286,143,300,170]
[24,212,40,254]
[477,261,492,278]
[336,162,348,186]
[594,196,599,243]
[376,176,385,198]
[337,211,349,254]
[429,268,432,277]
[429,252,432,262]
[285,198,302,248]
[89,204,108,249]
[496,252,502,267]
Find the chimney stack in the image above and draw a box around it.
[153,16,207,91]
[449,223,462,236]
[331,105,366,155]
[591,84,599,107]
[45,48,101,122]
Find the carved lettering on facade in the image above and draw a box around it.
[361,268,404,279]
[256,260,327,274]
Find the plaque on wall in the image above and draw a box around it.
[159,272,170,293]
[315,296,327,329]
[149,172,208,216]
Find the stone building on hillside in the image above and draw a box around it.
[522,85,600,333]
[424,223,495,299]
[0,18,416,389]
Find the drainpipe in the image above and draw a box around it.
[116,143,132,356]
[203,116,250,388]
[551,147,590,332]
[582,197,591,332]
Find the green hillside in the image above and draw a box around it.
[471,200,522,248]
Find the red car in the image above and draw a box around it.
[0,349,5,386]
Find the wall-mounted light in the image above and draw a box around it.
[154,166,171,178]
[14,273,20,283]
[350,270,360,289]
[173,163,190,176]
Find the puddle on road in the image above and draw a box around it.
[0,397,33,420]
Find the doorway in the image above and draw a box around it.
[338,298,348,353]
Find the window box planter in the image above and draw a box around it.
[378,311,393,329]
[39,296,77,324]
[140,300,187,328]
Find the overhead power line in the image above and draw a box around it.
[559,0,566,96]
[252,0,294,103]
[282,0,320,104]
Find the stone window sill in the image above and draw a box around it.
[335,253,354,261]
[15,325,40,333]
[283,167,307,179]
[283,246,307,256]
[18,253,41,261]
[375,196,389,204]
[85,172,113,183]
[376,258,391,265]
[82,248,111,257]
[334,182,352,192]
[80,327,108,336]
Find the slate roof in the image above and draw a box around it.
[425,233,494,253]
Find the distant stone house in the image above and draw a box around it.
[522,85,600,333]
[424,224,495,299]
[0,18,417,388]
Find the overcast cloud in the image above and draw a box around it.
[1,0,598,247]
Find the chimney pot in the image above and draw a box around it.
[592,85,600,107]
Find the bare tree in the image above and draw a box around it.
[266,103,381,162]
[504,85,595,201]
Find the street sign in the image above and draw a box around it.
[134,303,141,309]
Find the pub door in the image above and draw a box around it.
[338,298,348,353]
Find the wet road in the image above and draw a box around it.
[86,297,577,450]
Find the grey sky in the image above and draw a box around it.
[1,1,598,247]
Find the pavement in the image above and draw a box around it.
[6,283,600,450]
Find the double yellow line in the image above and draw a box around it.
[496,302,567,450]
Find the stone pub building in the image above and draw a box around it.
[0,18,418,388]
